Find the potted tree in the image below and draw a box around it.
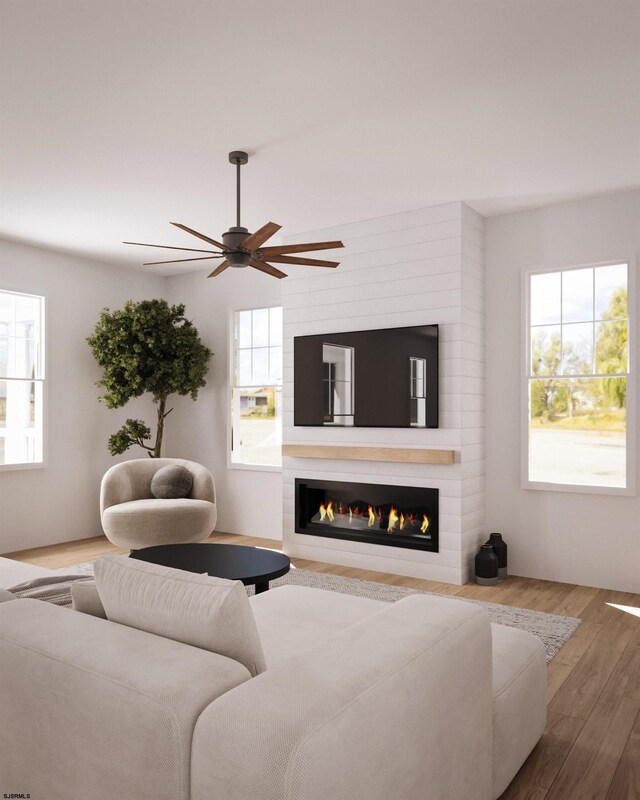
[87,299,212,457]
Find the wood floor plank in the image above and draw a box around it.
[553,584,601,619]
[499,712,584,799]
[604,631,640,702]
[582,590,640,628]
[546,660,576,705]
[553,633,592,667]
[525,581,577,614]
[549,639,624,720]
[5,536,127,567]
[546,691,640,800]
[573,621,604,642]
[606,705,640,800]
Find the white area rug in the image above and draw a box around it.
[58,560,581,662]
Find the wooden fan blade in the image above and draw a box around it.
[170,222,227,250]
[265,254,339,268]
[124,241,220,254]
[250,259,287,279]
[240,222,282,252]
[259,240,344,256]
[143,256,222,265]
[208,260,230,278]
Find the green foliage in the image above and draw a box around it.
[596,289,628,408]
[87,299,212,408]
[530,287,627,428]
[87,300,213,456]
[108,419,152,456]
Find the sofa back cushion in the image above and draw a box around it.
[94,554,266,676]
[71,580,107,618]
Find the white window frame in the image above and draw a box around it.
[521,258,636,496]
[0,288,47,472]
[227,305,283,473]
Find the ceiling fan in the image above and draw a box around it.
[123,151,344,280]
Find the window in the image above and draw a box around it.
[231,307,282,467]
[0,290,45,467]
[525,263,632,491]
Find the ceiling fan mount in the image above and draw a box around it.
[123,150,344,280]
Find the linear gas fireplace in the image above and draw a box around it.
[295,478,439,552]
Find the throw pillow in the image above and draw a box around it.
[94,554,266,677]
[150,464,193,499]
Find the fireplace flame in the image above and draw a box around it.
[319,501,335,522]
[315,501,431,537]
[388,506,399,532]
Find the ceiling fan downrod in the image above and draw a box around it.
[228,150,248,230]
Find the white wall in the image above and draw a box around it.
[0,240,164,553]
[163,268,283,539]
[485,190,640,593]
[282,202,486,584]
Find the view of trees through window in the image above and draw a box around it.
[528,264,628,488]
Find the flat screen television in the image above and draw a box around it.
[294,324,438,428]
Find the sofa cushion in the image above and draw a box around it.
[491,623,547,797]
[71,580,107,619]
[151,465,193,499]
[0,597,250,800]
[94,554,266,676]
[0,588,15,603]
[0,556,54,589]
[249,584,387,665]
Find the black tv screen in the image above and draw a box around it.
[294,324,438,428]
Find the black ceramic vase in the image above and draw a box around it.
[475,543,499,586]
[488,532,508,580]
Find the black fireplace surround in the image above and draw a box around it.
[295,478,439,552]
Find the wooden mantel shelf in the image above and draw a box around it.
[282,444,456,465]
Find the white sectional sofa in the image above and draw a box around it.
[0,555,546,800]
[0,555,53,588]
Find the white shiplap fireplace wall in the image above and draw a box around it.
[282,202,485,584]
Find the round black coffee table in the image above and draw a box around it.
[129,543,290,594]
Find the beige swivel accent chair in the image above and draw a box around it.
[100,458,216,550]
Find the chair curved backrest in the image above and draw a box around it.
[100,458,215,516]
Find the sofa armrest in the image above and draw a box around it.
[0,599,251,800]
[192,594,493,800]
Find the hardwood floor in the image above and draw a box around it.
[5,532,640,799]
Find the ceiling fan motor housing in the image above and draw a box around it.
[223,226,252,267]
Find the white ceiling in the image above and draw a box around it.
[1,0,639,274]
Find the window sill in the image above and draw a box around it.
[228,462,283,474]
[0,461,46,473]
[522,478,636,497]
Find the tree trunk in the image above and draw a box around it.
[153,397,166,458]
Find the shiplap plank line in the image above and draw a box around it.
[283,202,463,245]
